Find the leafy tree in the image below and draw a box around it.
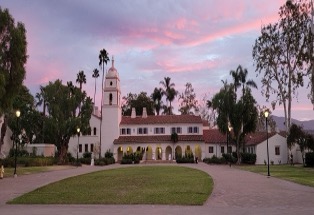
[76,70,86,91]
[151,87,163,115]
[212,82,258,163]
[287,123,314,166]
[98,48,110,158]
[92,68,99,105]
[0,8,28,153]
[0,7,28,114]
[41,80,93,164]
[122,92,154,116]
[178,82,199,115]
[252,0,311,134]
[256,105,277,132]
[160,77,177,115]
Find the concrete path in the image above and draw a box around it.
[0,163,314,215]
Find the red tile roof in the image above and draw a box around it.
[120,114,203,125]
[203,129,286,145]
[113,135,204,144]
[203,129,227,143]
[244,131,286,146]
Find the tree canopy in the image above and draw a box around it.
[0,7,28,114]
[253,0,311,133]
[122,92,154,116]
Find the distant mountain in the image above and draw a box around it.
[271,116,314,133]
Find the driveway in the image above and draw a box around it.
[0,163,313,215]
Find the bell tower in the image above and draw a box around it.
[101,56,121,154]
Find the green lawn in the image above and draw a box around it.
[8,166,213,205]
[239,164,314,187]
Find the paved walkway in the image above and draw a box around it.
[0,163,314,215]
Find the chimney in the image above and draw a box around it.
[142,107,147,118]
[131,107,136,118]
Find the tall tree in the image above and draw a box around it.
[0,7,28,153]
[160,77,177,115]
[212,83,258,163]
[122,92,154,116]
[92,68,99,105]
[178,82,199,115]
[41,80,92,164]
[151,87,163,115]
[76,70,86,91]
[238,65,257,98]
[98,48,110,158]
[252,0,310,134]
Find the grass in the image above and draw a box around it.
[8,166,213,205]
[2,165,75,178]
[238,164,314,187]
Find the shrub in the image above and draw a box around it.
[176,152,195,163]
[305,152,314,167]
[83,152,92,158]
[203,155,226,164]
[222,153,237,164]
[105,150,114,158]
[241,153,256,165]
[120,152,141,164]
[95,157,115,166]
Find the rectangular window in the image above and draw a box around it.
[188,127,193,133]
[85,144,88,152]
[91,144,94,152]
[138,128,143,134]
[121,128,126,135]
[209,146,214,153]
[171,127,176,134]
[143,128,148,134]
[177,127,182,134]
[127,128,131,135]
[160,127,165,134]
[93,127,97,135]
[193,127,199,133]
[221,146,225,154]
[154,127,159,134]
[275,146,280,155]
[79,144,82,153]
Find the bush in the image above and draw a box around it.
[0,157,55,167]
[241,153,256,165]
[222,153,237,164]
[9,148,29,157]
[83,152,92,158]
[105,150,114,158]
[203,155,226,164]
[120,152,141,164]
[94,157,115,166]
[176,152,195,163]
[305,152,314,167]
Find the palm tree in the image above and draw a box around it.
[160,77,177,115]
[92,68,99,105]
[76,70,86,91]
[98,48,110,158]
[35,86,46,116]
[229,67,242,101]
[151,87,163,115]
[238,66,257,98]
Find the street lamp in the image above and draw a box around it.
[13,110,21,177]
[227,123,232,167]
[264,110,270,177]
[76,127,80,165]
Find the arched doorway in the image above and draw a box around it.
[185,145,192,156]
[156,147,162,160]
[195,144,202,160]
[117,146,123,161]
[166,146,172,160]
[146,146,152,160]
[126,146,133,155]
[175,146,182,159]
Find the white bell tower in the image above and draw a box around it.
[101,56,121,155]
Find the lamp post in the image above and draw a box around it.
[13,110,21,177]
[76,128,80,165]
[227,123,232,167]
[264,110,270,177]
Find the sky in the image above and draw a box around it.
[1,0,314,121]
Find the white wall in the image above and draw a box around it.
[255,134,288,165]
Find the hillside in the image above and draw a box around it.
[272,116,314,134]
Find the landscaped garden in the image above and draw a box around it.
[8,166,213,205]
[238,164,314,188]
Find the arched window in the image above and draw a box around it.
[109,93,113,105]
[93,127,97,135]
